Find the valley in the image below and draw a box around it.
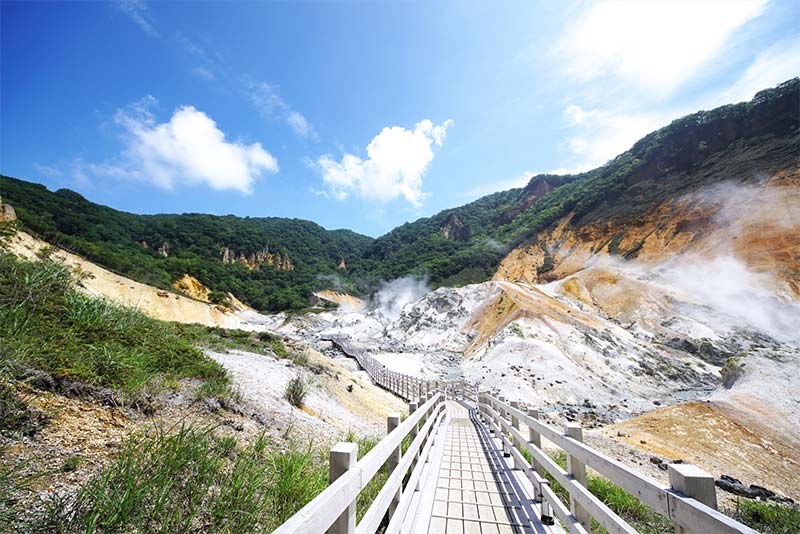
[1,78,799,532]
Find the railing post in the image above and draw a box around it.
[329,442,358,534]
[669,464,718,534]
[539,480,555,526]
[510,401,521,469]
[527,407,545,485]
[564,422,590,530]
[499,397,509,456]
[387,414,402,518]
[409,400,421,489]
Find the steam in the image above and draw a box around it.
[656,255,800,344]
[649,181,800,343]
[316,272,345,291]
[370,276,430,321]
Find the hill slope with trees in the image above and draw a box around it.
[2,78,797,311]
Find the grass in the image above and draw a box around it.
[725,499,800,534]
[18,424,395,533]
[0,453,44,533]
[520,448,797,534]
[285,375,308,407]
[0,250,231,416]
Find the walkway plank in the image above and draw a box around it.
[411,401,562,534]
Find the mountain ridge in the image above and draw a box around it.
[2,77,798,311]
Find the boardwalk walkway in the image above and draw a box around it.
[409,402,561,534]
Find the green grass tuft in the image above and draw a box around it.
[725,499,800,534]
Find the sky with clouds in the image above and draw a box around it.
[1,0,798,236]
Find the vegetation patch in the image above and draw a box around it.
[0,251,230,406]
[725,499,800,534]
[11,424,390,533]
[285,375,308,407]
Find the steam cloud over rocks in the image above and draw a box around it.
[370,276,430,321]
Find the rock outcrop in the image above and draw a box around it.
[172,274,211,302]
[220,245,294,271]
[440,213,470,241]
[338,257,347,270]
[495,169,800,298]
[157,242,170,257]
[0,196,17,222]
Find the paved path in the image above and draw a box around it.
[410,402,561,534]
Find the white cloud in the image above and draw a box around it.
[287,111,314,139]
[560,105,666,169]
[115,0,158,37]
[317,119,453,206]
[93,97,277,194]
[462,170,533,199]
[553,0,768,98]
[249,81,318,140]
[192,66,214,81]
[712,38,800,106]
[32,163,63,178]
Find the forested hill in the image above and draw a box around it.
[0,177,374,310]
[2,78,798,311]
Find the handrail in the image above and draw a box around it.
[478,392,758,534]
[274,392,446,534]
[323,336,439,401]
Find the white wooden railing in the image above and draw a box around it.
[324,336,441,401]
[477,392,758,534]
[273,391,446,534]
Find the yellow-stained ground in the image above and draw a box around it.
[313,289,366,312]
[607,401,800,500]
[4,230,248,328]
[463,280,602,355]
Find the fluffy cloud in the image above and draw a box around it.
[94,97,277,194]
[553,0,768,98]
[316,119,453,206]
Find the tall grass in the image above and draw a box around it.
[31,425,392,533]
[0,251,229,410]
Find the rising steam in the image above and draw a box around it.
[370,276,430,321]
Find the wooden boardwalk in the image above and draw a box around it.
[275,383,757,534]
[410,402,560,534]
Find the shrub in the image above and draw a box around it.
[285,376,308,407]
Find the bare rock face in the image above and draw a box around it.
[440,213,470,242]
[220,245,294,271]
[338,257,347,270]
[157,242,170,257]
[0,196,17,222]
[172,274,211,302]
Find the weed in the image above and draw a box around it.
[61,455,81,472]
[285,375,308,407]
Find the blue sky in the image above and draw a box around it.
[1,1,798,237]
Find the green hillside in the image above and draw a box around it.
[2,78,797,311]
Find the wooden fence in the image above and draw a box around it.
[273,391,446,534]
[324,336,441,401]
[477,392,758,534]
